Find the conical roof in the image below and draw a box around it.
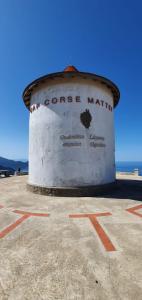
[23,66,120,110]
[64,65,78,72]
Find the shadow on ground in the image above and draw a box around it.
[101,179,142,202]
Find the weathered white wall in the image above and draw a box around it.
[29,78,115,187]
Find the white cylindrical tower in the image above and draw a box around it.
[23,66,120,196]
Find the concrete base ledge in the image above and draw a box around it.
[27,181,117,197]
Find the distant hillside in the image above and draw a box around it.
[0,165,15,172]
[0,157,28,171]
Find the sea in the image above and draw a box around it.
[22,161,142,176]
[116,161,142,176]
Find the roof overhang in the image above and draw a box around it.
[22,71,120,110]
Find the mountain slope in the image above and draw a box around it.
[0,157,28,171]
[0,165,15,172]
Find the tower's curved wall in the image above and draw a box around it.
[28,78,115,188]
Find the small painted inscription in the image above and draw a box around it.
[90,142,106,148]
[63,142,82,147]
[60,135,84,140]
[90,135,105,141]
[60,134,105,148]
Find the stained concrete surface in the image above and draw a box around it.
[0,175,142,300]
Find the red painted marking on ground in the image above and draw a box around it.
[0,210,49,239]
[0,205,3,209]
[0,214,29,239]
[126,204,142,218]
[13,210,49,217]
[69,213,116,252]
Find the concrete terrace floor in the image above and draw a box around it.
[0,175,142,300]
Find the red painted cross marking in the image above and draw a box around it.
[0,210,49,239]
[69,213,116,252]
[126,204,142,218]
[13,210,49,217]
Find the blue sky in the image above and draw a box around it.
[0,0,142,161]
